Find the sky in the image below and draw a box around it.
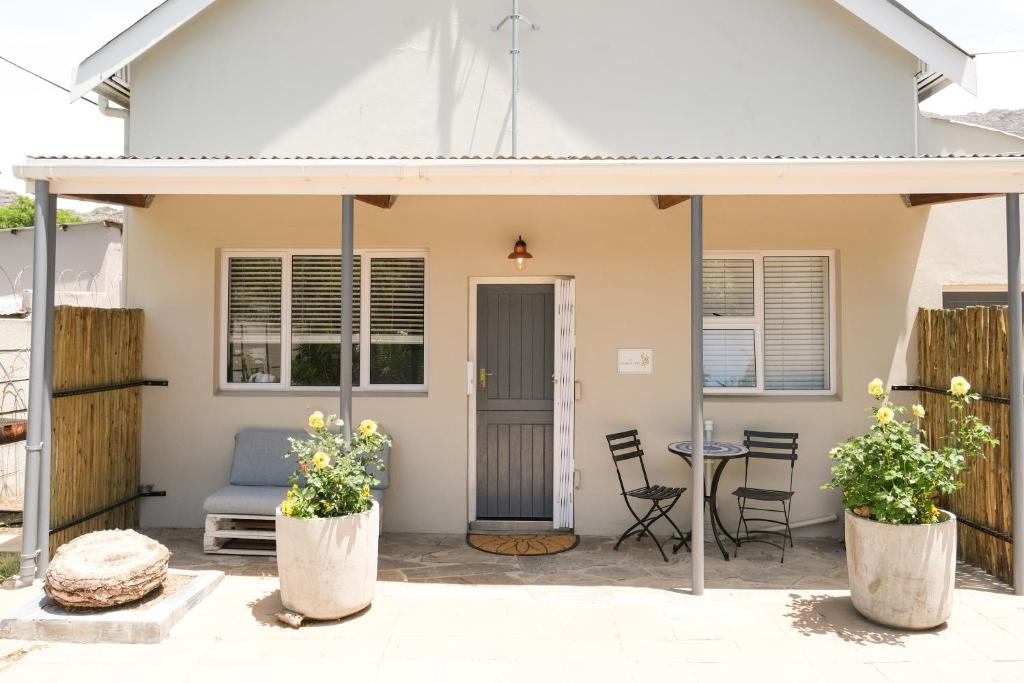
[0,0,1022,210]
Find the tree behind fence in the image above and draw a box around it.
[50,306,143,554]
[918,306,1012,583]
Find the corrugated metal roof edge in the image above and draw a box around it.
[23,153,1024,161]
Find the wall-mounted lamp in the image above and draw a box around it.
[508,235,533,270]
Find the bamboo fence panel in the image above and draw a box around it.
[49,307,143,554]
[917,306,1013,583]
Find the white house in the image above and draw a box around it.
[13,1,1024,584]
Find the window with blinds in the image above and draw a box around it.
[221,250,427,391]
[369,258,425,385]
[226,256,283,384]
[764,256,829,390]
[290,254,362,387]
[702,252,833,394]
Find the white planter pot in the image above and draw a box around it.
[275,500,379,620]
[845,509,956,630]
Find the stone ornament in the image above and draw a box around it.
[44,529,170,609]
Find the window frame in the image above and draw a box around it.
[703,250,837,397]
[218,248,428,394]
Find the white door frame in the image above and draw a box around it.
[467,276,572,527]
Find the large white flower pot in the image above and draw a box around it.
[845,509,956,630]
[275,501,379,620]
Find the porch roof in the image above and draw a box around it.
[13,154,1024,197]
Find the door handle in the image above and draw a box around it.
[479,368,495,388]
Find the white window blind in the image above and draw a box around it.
[703,259,755,317]
[221,250,427,391]
[702,251,834,395]
[291,254,362,343]
[763,255,829,390]
[369,257,426,385]
[703,329,757,388]
[290,254,362,387]
[226,256,282,383]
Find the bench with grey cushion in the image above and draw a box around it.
[203,427,390,555]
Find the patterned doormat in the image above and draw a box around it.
[467,533,579,557]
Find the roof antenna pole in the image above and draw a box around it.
[493,0,538,158]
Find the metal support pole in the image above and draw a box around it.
[690,195,705,596]
[36,192,56,575]
[340,195,355,442]
[17,181,56,586]
[1007,193,1024,595]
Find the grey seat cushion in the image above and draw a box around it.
[203,484,289,516]
[229,428,309,487]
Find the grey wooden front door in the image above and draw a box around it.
[476,284,555,520]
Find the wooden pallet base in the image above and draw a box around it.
[204,513,277,556]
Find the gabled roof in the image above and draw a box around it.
[70,0,216,106]
[832,0,976,97]
[70,0,976,107]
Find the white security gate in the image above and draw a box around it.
[552,277,576,529]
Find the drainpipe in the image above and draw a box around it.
[16,181,56,586]
[1007,193,1024,596]
[690,195,705,596]
[340,196,354,442]
[97,96,129,155]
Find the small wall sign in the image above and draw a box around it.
[617,349,653,375]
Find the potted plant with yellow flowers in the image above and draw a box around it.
[824,376,995,629]
[276,411,390,620]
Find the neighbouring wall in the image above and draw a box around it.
[126,194,961,537]
[128,0,918,158]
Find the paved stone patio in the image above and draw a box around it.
[0,530,1021,682]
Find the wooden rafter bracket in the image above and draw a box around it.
[651,195,691,210]
[900,193,998,208]
[355,195,397,209]
[58,193,155,208]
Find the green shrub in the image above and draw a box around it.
[280,411,390,519]
[0,195,82,229]
[824,376,996,525]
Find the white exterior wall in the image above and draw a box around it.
[0,225,123,311]
[127,0,918,158]
[127,194,946,537]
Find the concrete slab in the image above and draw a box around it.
[0,568,222,644]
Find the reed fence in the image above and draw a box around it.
[917,306,1013,583]
[49,306,143,553]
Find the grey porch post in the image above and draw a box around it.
[690,195,705,596]
[340,195,355,441]
[1008,193,1024,595]
[17,181,57,585]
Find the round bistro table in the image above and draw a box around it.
[667,440,749,561]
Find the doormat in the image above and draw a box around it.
[467,533,579,557]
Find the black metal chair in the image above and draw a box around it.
[732,430,798,563]
[606,429,688,562]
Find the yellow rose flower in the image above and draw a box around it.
[912,404,926,418]
[950,376,971,397]
[362,484,371,498]
[876,406,894,425]
[867,378,885,398]
[308,411,325,430]
[281,499,293,516]
[358,419,378,438]
[312,451,330,469]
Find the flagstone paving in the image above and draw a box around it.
[0,530,1021,682]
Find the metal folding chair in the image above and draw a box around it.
[606,429,688,562]
[732,430,798,563]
